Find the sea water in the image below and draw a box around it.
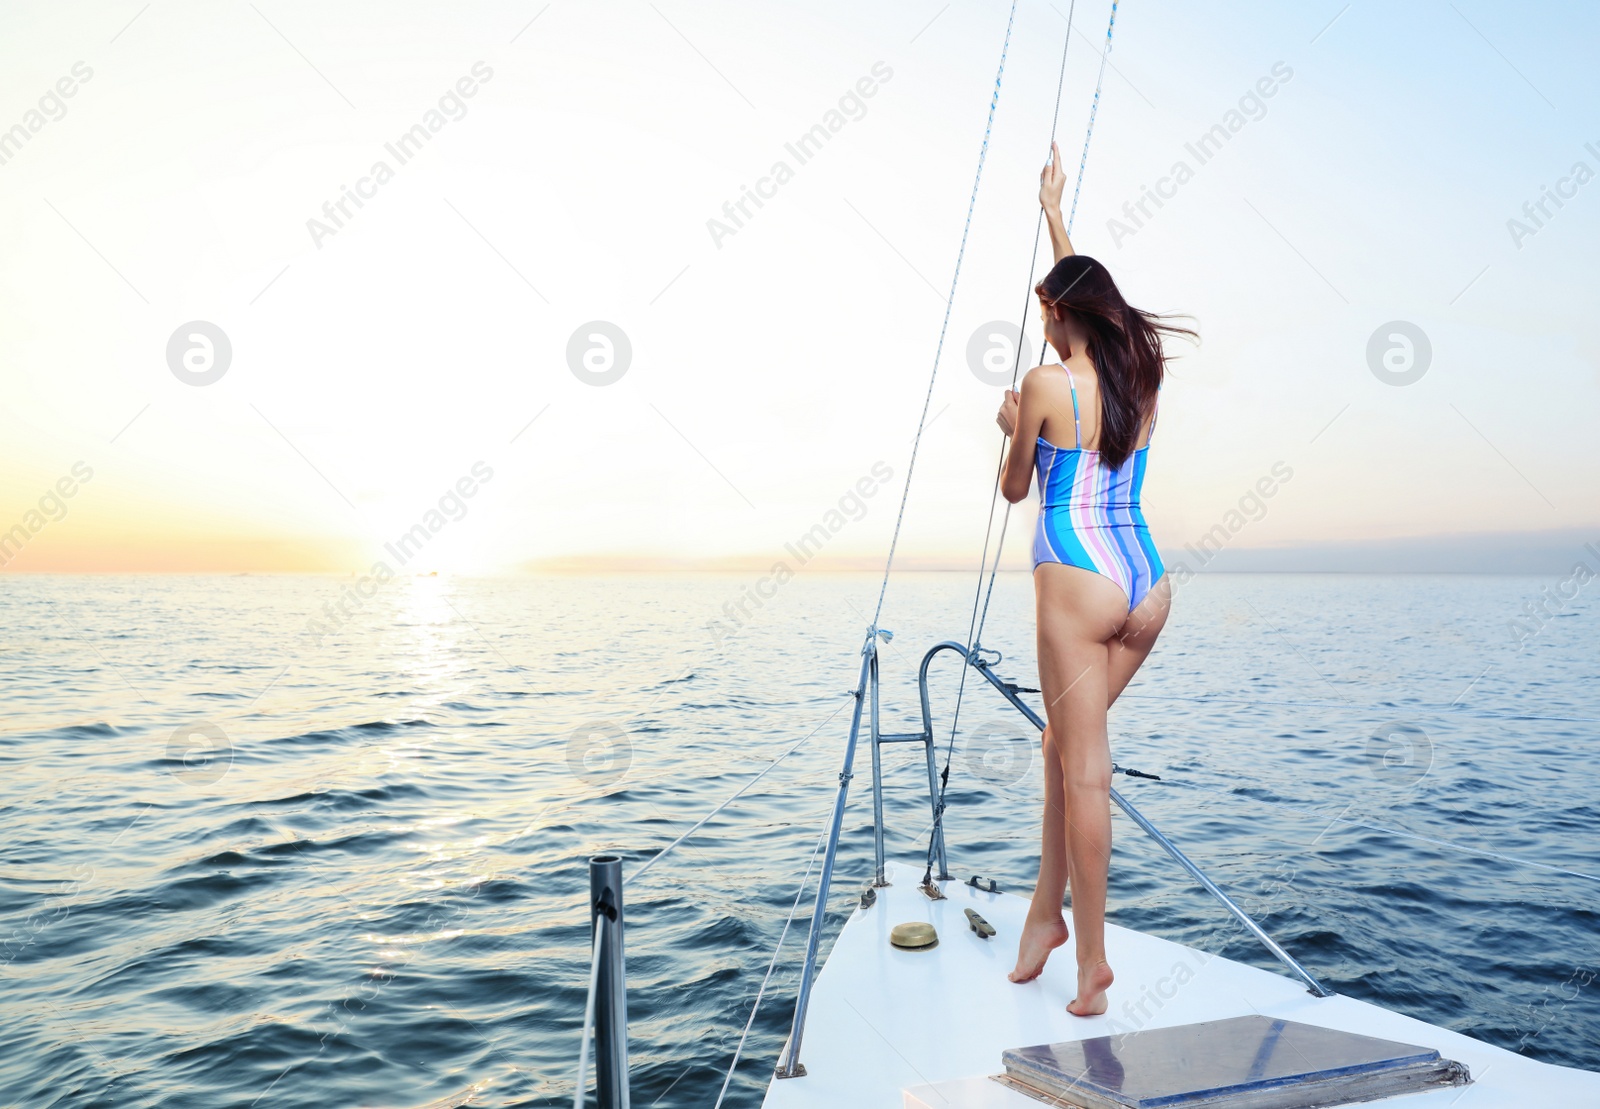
[1,571,1596,1107]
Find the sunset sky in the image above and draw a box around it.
[2,0,1596,573]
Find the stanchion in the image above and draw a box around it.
[590,854,630,1108]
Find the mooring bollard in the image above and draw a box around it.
[589,854,630,1108]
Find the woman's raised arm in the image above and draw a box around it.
[1040,140,1075,263]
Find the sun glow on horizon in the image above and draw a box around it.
[2,2,1596,575]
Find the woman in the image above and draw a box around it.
[995,141,1192,1016]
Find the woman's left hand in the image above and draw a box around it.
[1039,140,1065,212]
[996,389,1019,437]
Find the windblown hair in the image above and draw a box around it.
[1036,255,1196,469]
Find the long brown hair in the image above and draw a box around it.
[1035,255,1196,468]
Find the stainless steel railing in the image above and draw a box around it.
[575,854,630,1109]
[775,635,1332,1079]
[773,635,875,1078]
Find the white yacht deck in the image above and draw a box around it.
[761,860,1600,1108]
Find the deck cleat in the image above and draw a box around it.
[963,908,996,939]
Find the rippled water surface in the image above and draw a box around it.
[2,572,1597,1107]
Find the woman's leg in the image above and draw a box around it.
[1107,575,1170,704]
[1035,563,1129,1014]
[1008,721,1070,982]
[1009,571,1170,992]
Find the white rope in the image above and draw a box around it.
[624,694,851,888]
[923,0,1096,880]
[974,0,1122,644]
[711,827,829,1109]
[1118,690,1600,725]
[1153,771,1600,886]
[868,0,1021,633]
[940,0,1124,725]
[1068,0,1119,233]
[572,914,606,1109]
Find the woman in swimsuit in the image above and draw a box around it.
[996,141,1194,1016]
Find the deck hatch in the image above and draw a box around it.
[996,1014,1470,1108]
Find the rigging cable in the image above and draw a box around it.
[1069,2,1119,232]
[625,693,853,888]
[710,826,829,1109]
[572,915,606,1109]
[924,0,1121,886]
[867,0,1021,637]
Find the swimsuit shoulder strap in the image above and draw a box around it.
[1059,363,1082,449]
[1147,396,1158,446]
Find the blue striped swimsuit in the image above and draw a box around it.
[1031,364,1165,612]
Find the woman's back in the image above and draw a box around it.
[1028,357,1163,613]
[1029,358,1154,457]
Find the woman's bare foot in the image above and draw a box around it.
[1008,913,1069,983]
[1067,958,1114,1015]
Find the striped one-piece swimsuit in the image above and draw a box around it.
[1030,363,1165,612]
